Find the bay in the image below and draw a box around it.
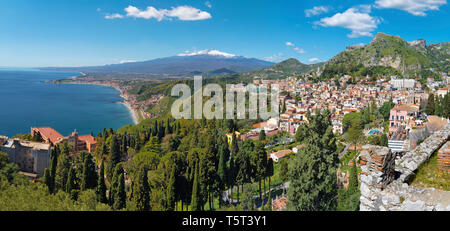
[0,68,133,137]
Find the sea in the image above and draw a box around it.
[0,68,134,138]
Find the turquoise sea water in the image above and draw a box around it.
[0,68,133,137]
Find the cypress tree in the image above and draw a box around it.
[426,93,435,115]
[113,173,126,210]
[259,129,266,141]
[110,164,123,207]
[280,158,289,183]
[252,141,267,201]
[107,135,121,182]
[48,148,58,193]
[217,145,227,191]
[190,163,201,211]
[349,159,359,192]
[96,160,108,204]
[81,153,97,190]
[66,167,78,200]
[266,158,274,202]
[121,135,128,155]
[43,168,52,192]
[110,135,121,165]
[167,167,176,211]
[133,167,150,211]
[55,151,70,191]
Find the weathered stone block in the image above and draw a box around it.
[400,200,425,211]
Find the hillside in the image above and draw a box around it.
[214,58,324,83]
[320,32,450,79]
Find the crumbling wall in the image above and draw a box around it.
[359,123,450,211]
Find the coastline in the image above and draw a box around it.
[57,81,140,125]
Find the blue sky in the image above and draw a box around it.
[0,0,448,67]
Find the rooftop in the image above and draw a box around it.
[78,135,96,144]
[32,127,63,144]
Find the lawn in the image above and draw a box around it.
[410,151,450,191]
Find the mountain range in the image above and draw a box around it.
[42,50,274,77]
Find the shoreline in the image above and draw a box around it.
[54,81,140,125]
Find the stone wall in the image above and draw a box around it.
[359,123,450,211]
[437,142,450,174]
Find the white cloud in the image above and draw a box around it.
[263,53,284,62]
[309,58,321,63]
[305,6,330,17]
[375,0,447,16]
[178,49,236,58]
[316,7,381,38]
[119,60,137,64]
[166,6,212,21]
[205,1,212,9]
[293,47,306,54]
[285,42,294,46]
[125,6,166,21]
[285,42,305,54]
[107,5,212,21]
[105,13,124,19]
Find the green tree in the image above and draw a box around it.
[242,183,256,211]
[265,158,274,202]
[259,130,266,141]
[190,163,201,211]
[251,141,267,201]
[380,134,388,147]
[295,124,308,142]
[426,93,435,115]
[166,167,176,211]
[109,164,124,207]
[133,166,150,211]
[81,153,97,190]
[379,97,395,121]
[288,110,338,211]
[113,172,126,210]
[279,158,289,183]
[66,167,78,201]
[346,118,364,151]
[55,150,71,192]
[43,168,52,192]
[95,160,107,204]
[337,160,360,211]
[107,135,121,182]
[217,143,227,207]
[48,148,58,194]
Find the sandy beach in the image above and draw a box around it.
[121,101,139,125]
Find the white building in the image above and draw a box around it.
[390,78,415,89]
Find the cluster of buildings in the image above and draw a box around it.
[232,74,449,158]
[0,127,97,177]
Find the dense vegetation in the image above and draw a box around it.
[321,33,449,80]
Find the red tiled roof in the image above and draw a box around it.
[33,127,62,144]
[269,149,293,159]
[78,135,96,144]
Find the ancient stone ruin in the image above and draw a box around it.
[359,123,450,211]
